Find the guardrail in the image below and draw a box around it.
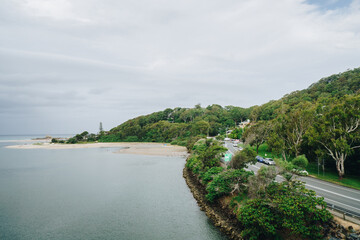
[326,202,360,225]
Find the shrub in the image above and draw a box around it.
[206,169,253,202]
[230,147,257,169]
[66,138,77,144]
[292,154,309,169]
[238,199,278,240]
[124,136,139,142]
[238,180,332,239]
[186,156,204,175]
[199,167,224,184]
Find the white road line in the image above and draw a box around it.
[301,177,360,195]
[306,184,360,203]
[324,198,360,212]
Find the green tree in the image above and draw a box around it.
[307,95,360,179]
[192,120,210,136]
[192,139,227,169]
[206,169,253,202]
[243,121,271,153]
[230,147,257,169]
[238,180,332,239]
[247,166,277,199]
[228,128,243,139]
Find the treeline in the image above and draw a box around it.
[243,68,360,179]
[100,104,251,144]
[186,139,332,239]
[96,67,360,178]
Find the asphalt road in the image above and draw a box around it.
[224,141,360,218]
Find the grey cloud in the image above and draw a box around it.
[0,0,360,134]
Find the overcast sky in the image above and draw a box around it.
[1,0,359,135]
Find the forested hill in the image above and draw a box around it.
[100,67,360,144]
[251,67,360,121]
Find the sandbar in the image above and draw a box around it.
[6,142,188,157]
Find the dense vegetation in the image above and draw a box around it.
[64,67,360,238]
[72,68,360,179]
[186,138,332,239]
[98,68,360,179]
[99,104,250,145]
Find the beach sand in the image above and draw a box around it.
[6,142,188,157]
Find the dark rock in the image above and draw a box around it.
[183,167,243,240]
[347,233,360,240]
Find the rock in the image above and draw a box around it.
[348,226,354,233]
[347,233,360,240]
[337,232,345,239]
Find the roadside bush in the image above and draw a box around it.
[238,199,278,240]
[230,147,257,169]
[51,138,58,143]
[206,169,253,202]
[238,180,332,239]
[199,167,224,184]
[275,158,295,172]
[292,154,309,169]
[247,166,277,199]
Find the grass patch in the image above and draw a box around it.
[33,142,43,145]
[306,162,360,190]
[229,193,248,209]
[253,143,280,159]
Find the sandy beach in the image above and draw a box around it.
[6,142,188,157]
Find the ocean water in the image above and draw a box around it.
[0,135,227,240]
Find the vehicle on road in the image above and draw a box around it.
[224,137,230,141]
[264,158,275,165]
[232,143,237,147]
[256,156,265,163]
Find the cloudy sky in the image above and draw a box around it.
[0,0,359,135]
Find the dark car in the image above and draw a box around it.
[256,155,265,163]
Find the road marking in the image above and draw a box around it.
[224,142,360,211]
[306,184,360,203]
[300,177,360,195]
[323,197,360,212]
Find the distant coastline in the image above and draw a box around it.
[6,142,188,157]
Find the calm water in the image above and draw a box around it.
[0,136,227,240]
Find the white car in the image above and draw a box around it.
[232,143,238,147]
[264,158,276,165]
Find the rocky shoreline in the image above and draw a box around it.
[183,165,360,240]
[183,166,244,240]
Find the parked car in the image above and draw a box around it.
[264,158,276,165]
[232,143,238,147]
[256,156,265,163]
[224,137,230,141]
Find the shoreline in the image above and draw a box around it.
[6,142,188,157]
